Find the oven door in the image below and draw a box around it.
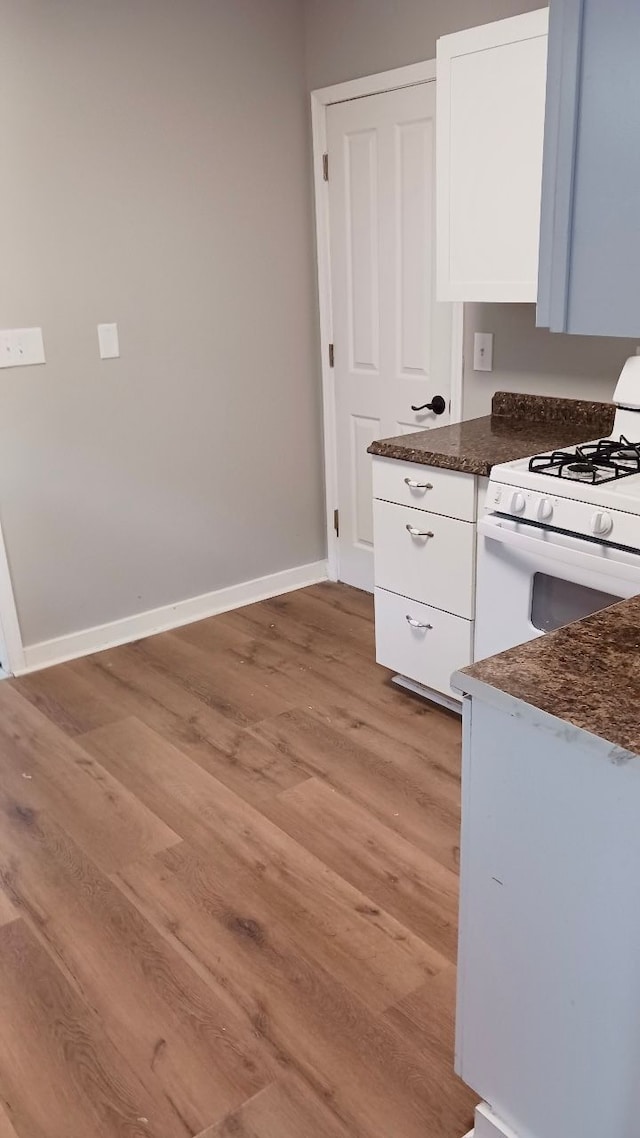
[475,514,640,661]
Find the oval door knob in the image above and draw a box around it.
[411,395,447,415]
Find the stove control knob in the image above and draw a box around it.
[537,498,554,521]
[509,491,526,514]
[591,511,613,537]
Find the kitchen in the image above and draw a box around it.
[0,2,638,1138]
[354,3,640,1135]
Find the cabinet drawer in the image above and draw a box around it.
[372,457,475,521]
[375,588,473,698]
[373,500,475,618]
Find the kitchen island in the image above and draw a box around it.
[451,598,640,1138]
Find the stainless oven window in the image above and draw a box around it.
[530,573,621,633]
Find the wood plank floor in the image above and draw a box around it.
[0,582,476,1138]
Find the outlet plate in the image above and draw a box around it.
[0,328,46,369]
[473,331,494,372]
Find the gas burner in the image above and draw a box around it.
[529,436,640,484]
[566,462,597,480]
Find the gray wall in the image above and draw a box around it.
[463,306,637,419]
[0,0,325,647]
[304,0,637,419]
[304,0,543,89]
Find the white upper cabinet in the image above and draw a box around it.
[436,9,549,302]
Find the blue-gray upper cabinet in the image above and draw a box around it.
[538,0,640,336]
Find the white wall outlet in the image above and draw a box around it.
[98,323,120,360]
[0,327,46,369]
[473,331,494,372]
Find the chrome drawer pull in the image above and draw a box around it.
[406,524,435,538]
[404,477,433,490]
[406,615,433,630]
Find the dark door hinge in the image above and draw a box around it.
[333,508,339,537]
[322,153,329,182]
[328,343,334,368]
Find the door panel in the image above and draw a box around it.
[345,130,379,371]
[396,118,433,378]
[351,415,379,549]
[328,83,453,591]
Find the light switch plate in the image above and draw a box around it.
[473,332,494,372]
[0,327,46,369]
[98,323,120,360]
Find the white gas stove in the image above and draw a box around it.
[475,357,640,660]
[489,445,640,548]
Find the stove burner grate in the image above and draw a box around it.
[528,436,640,484]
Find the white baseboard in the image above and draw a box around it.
[391,674,462,715]
[471,1104,520,1138]
[17,559,328,675]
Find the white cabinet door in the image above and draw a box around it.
[373,501,475,618]
[375,589,473,699]
[327,83,455,593]
[372,456,476,521]
[437,9,549,302]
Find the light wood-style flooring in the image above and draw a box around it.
[0,582,476,1138]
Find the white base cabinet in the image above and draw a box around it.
[372,456,484,705]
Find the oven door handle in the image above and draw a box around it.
[478,516,640,585]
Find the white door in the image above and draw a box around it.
[327,82,454,592]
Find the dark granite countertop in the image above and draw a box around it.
[368,392,615,476]
[456,596,640,758]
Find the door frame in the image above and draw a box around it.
[311,61,464,583]
[0,516,25,675]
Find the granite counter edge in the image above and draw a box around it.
[367,441,491,477]
[451,667,640,763]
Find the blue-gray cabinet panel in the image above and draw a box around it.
[538,0,640,337]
